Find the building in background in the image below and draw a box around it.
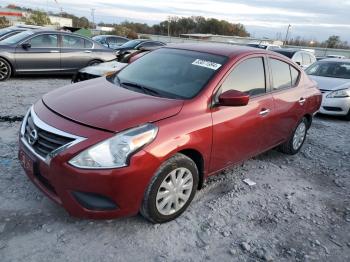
[48,15,72,27]
[0,7,72,28]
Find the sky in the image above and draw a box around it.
[1,0,350,42]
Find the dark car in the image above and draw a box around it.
[0,25,45,41]
[92,35,129,49]
[0,30,117,81]
[272,48,316,69]
[72,47,160,83]
[115,39,165,60]
[19,44,321,223]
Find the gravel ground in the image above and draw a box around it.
[0,77,349,262]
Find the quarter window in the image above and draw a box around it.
[62,35,85,48]
[302,53,311,65]
[221,57,266,96]
[29,34,58,48]
[270,58,300,90]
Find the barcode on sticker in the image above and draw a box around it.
[192,59,222,70]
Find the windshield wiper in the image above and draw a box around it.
[119,80,162,97]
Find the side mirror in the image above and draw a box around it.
[218,90,250,107]
[21,43,31,49]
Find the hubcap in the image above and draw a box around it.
[292,122,306,150]
[156,167,193,216]
[0,61,9,80]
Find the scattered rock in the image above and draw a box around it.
[240,242,251,252]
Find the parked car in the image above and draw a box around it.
[18,44,321,223]
[0,25,44,41]
[246,43,281,50]
[326,55,346,59]
[305,58,350,120]
[92,35,129,49]
[272,48,317,69]
[114,39,166,60]
[0,29,117,81]
[72,47,159,82]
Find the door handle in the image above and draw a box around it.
[50,50,59,53]
[84,50,92,53]
[259,108,270,116]
[299,97,306,105]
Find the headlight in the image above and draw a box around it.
[326,88,350,98]
[69,124,158,169]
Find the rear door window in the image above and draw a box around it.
[270,58,300,89]
[62,35,85,49]
[221,57,266,96]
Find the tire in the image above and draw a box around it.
[87,60,102,66]
[140,153,199,224]
[279,117,308,155]
[0,58,11,81]
[345,109,350,121]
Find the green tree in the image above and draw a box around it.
[325,35,341,48]
[23,11,51,26]
[0,16,10,28]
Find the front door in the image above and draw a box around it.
[210,56,274,173]
[15,33,60,73]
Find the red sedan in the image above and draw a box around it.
[18,44,321,223]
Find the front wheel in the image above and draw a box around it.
[140,153,199,223]
[279,117,308,155]
[0,58,11,81]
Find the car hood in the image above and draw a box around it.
[79,61,127,76]
[42,77,184,132]
[308,75,350,91]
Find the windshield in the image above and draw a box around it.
[0,27,13,37]
[120,40,142,48]
[306,61,350,79]
[113,48,227,99]
[0,30,34,45]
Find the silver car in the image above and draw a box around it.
[306,58,350,120]
[0,30,117,81]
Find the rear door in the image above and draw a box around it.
[210,56,275,172]
[267,57,305,145]
[15,33,60,72]
[60,34,93,71]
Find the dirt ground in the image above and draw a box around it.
[0,77,349,262]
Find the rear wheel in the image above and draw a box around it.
[0,58,11,81]
[279,117,308,155]
[140,153,198,224]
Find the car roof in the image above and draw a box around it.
[94,35,128,39]
[165,43,275,58]
[317,58,350,63]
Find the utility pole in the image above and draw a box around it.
[91,8,95,29]
[283,24,291,46]
[167,16,170,38]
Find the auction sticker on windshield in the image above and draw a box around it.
[192,59,222,70]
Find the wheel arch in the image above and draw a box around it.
[0,56,14,76]
[303,113,313,129]
[178,148,205,190]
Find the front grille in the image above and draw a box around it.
[323,106,343,112]
[24,113,75,158]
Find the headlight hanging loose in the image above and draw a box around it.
[69,124,158,169]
